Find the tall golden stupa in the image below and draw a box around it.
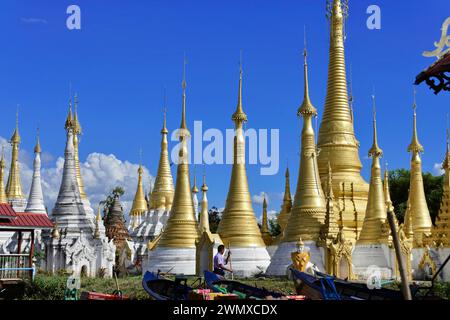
[405,96,432,246]
[156,62,199,249]
[130,164,148,228]
[317,0,369,239]
[150,109,175,211]
[5,112,25,203]
[276,167,292,234]
[283,46,326,243]
[357,97,389,244]
[217,66,266,248]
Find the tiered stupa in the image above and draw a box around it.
[353,97,393,279]
[5,112,27,211]
[132,109,175,262]
[216,64,271,277]
[44,104,115,277]
[316,0,369,240]
[129,163,148,230]
[405,97,432,247]
[267,46,327,275]
[25,132,47,215]
[146,62,199,275]
[276,167,292,239]
[260,197,273,246]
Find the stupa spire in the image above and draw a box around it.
[0,147,7,203]
[277,166,293,232]
[6,108,25,201]
[157,59,199,248]
[383,163,394,212]
[261,196,272,245]
[358,96,387,244]
[25,128,47,214]
[150,94,174,210]
[217,59,266,248]
[130,159,148,227]
[283,44,326,242]
[317,0,368,240]
[71,94,87,200]
[407,93,432,243]
[198,173,210,233]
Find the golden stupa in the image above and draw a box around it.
[0,147,8,204]
[357,97,388,244]
[198,174,210,233]
[261,197,272,246]
[130,164,148,227]
[5,112,25,200]
[427,131,450,247]
[383,165,395,213]
[316,0,369,239]
[156,63,199,249]
[216,65,266,248]
[277,167,292,233]
[283,46,326,243]
[406,96,432,245]
[150,109,175,211]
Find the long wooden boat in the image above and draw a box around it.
[291,269,442,300]
[142,271,192,300]
[204,271,285,300]
[290,269,342,300]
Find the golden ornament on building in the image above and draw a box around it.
[0,147,7,204]
[277,167,292,233]
[260,196,273,246]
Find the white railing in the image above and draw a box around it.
[0,254,34,281]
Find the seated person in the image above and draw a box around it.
[213,245,232,276]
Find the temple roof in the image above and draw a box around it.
[0,204,53,230]
[415,52,450,94]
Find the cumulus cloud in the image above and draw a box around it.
[252,191,269,205]
[0,136,154,221]
[433,162,444,176]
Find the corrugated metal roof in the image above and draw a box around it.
[0,204,17,219]
[0,213,53,230]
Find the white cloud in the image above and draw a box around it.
[0,136,154,220]
[252,191,269,205]
[433,163,444,176]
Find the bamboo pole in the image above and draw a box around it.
[387,210,412,300]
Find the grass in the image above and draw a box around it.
[21,273,450,300]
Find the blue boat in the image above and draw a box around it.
[290,268,341,300]
[204,270,285,300]
[142,271,193,300]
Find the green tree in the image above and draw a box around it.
[268,217,281,237]
[388,169,442,224]
[100,186,125,219]
[208,206,222,233]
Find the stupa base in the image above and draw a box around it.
[225,246,271,277]
[352,243,393,280]
[146,247,196,275]
[266,241,325,276]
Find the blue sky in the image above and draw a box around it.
[0,0,449,217]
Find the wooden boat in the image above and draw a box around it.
[290,269,341,300]
[291,269,443,300]
[142,271,192,300]
[204,270,285,300]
